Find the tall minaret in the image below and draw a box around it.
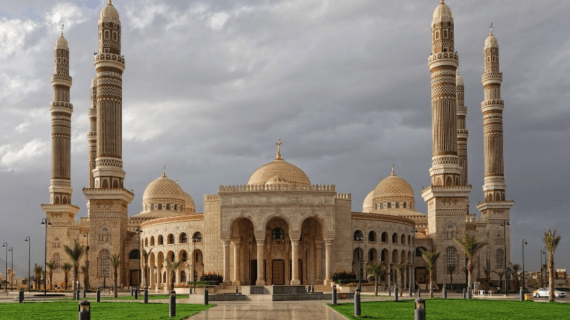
[476,26,513,217]
[83,0,133,288]
[422,1,471,265]
[88,77,97,188]
[456,70,468,186]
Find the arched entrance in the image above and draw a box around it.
[229,218,255,285]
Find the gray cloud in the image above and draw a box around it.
[0,0,569,276]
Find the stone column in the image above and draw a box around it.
[223,240,231,283]
[233,241,241,285]
[325,240,333,285]
[291,239,300,286]
[315,242,323,282]
[256,240,265,286]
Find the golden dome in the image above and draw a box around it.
[372,167,415,202]
[142,173,186,202]
[248,140,311,186]
[183,191,196,213]
[55,33,68,49]
[485,26,499,49]
[432,0,453,24]
[362,190,374,213]
[100,0,120,23]
[456,70,464,86]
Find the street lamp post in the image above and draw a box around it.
[2,243,7,293]
[500,220,510,295]
[357,232,363,291]
[41,218,51,295]
[522,239,527,291]
[135,227,143,288]
[191,234,198,294]
[25,237,30,292]
[8,247,13,291]
[411,228,417,293]
[542,250,547,287]
[540,250,543,287]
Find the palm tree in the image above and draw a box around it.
[447,264,456,290]
[483,265,491,290]
[34,265,43,290]
[511,264,521,289]
[165,258,181,291]
[421,250,440,298]
[46,260,58,290]
[365,261,386,296]
[110,254,121,298]
[395,263,406,297]
[494,269,505,291]
[454,234,487,289]
[63,241,84,291]
[141,248,153,288]
[61,263,72,290]
[543,229,561,302]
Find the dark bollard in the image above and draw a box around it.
[394,286,399,302]
[332,285,337,305]
[83,288,87,299]
[311,285,315,293]
[520,287,524,302]
[467,288,472,300]
[79,300,91,320]
[235,286,239,294]
[169,290,176,318]
[443,285,447,300]
[96,288,100,303]
[414,297,426,320]
[463,288,466,299]
[131,287,134,296]
[204,288,209,305]
[18,288,24,303]
[388,287,392,296]
[354,288,361,317]
[134,287,138,300]
[144,288,149,304]
[409,285,413,297]
[417,288,421,297]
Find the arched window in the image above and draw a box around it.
[53,238,60,248]
[99,249,110,278]
[446,177,452,186]
[395,202,400,208]
[401,234,406,245]
[496,249,504,269]
[368,231,376,242]
[446,247,456,272]
[403,203,407,208]
[53,253,61,273]
[192,232,202,243]
[145,238,148,247]
[129,250,140,259]
[387,203,392,209]
[180,271,186,283]
[353,248,363,261]
[158,204,163,210]
[354,230,363,241]
[446,224,455,239]
[368,248,376,261]
[150,237,155,246]
[381,232,388,243]
[168,234,175,244]
[166,204,171,210]
[380,203,383,209]
[180,233,188,244]
[99,227,111,242]
[174,205,177,211]
[102,179,109,188]
[158,235,164,245]
[272,228,285,242]
[392,233,398,244]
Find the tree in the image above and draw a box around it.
[365,261,386,296]
[110,254,121,298]
[165,258,181,291]
[511,264,521,290]
[543,229,561,302]
[80,266,89,290]
[494,269,505,292]
[421,250,440,298]
[142,248,153,288]
[447,264,456,290]
[63,241,84,290]
[61,263,72,291]
[46,260,58,290]
[483,265,491,290]
[454,234,487,289]
[34,265,43,290]
[395,264,406,297]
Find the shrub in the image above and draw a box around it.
[200,272,223,283]
[333,269,357,283]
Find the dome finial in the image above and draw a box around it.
[162,165,166,177]
[489,23,493,36]
[109,0,112,4]
[60,24,64,36]
[275,139,283,160]
[391,164,396,175]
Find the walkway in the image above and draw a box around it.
[189,301,347,320]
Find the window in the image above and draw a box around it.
[435,31,440,40]
[100,249,110,278]
[53,253,61,273]
[180,271,186,283]
[401,234,406,245]
[104,30,110,40]
[158,235,164,245]
[129,250,140,259]
[192,232,202,243]
[381,232,388,243]
[353,248,363,261]
[166,204,171,210]
[174,205,177,211]
[368,231,376,242]
[368,249,376,261]
[99,227,111,242]
[168,234,175,244]
[353,230,363,241]
[180,233,188,243]
[272,228,285,242]
[392,233,398,244]
[387,203,392,209]
[53,238,60,248]
[496,249,504,269]
[403,203,407,208]
[446,224,455,239]
[446,247,456,272]
[145,238,148,247]
[395,202,400,208]
[158,204,163,210]
[380,203,383,209]
[150,237,155,246]
[443,29,448,39]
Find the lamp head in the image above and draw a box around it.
[2,243,6,248]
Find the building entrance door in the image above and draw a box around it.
[130,270,139,286]
[272,260,285,285]
[251,260,257,284]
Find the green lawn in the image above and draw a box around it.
[55,294,190,301]
[329,299,570,319]
[0,302,213,320]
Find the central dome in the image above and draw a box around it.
[247,141,310,186]
[373,171,415,202]
[142,173,186,201]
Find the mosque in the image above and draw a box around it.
[41,1,512,291]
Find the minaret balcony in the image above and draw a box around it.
[482,72,502,85]
[51,74,72,86]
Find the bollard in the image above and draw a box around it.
[463,288,466,299]
[204,287,209,305]
[409,285,413,297]
[417,288,421,297]
[443,285,447,300]
[169,290,176,318]
[332,285,337,305]
[414,297,426,320]
[96,288,100,303]
[83,288,87,299]
[520,287,524,302]
[394,286,399,302]
[18,288,24,303]
[235,286,239,294]
[388,287,392,296]
[144,287,149,304]
[79,300,91,320]
[134,286,138,300]
[131,287,134,296]
[311,285,315,293]
[354,288,361,317]
[467,288,472,300]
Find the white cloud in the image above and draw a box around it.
[209,12,229,31]
[0,138,49,172]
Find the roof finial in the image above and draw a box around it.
[60,24,64,36]
[441,0,445,3]
[162,165,166,177]
[109,0,112,4]
[275,139,283,160]
[489,23,493,36]
[391,164,396,175]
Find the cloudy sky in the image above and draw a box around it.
[0,0,568,277]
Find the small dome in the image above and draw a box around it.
[456,70,464,86]
[432,0,453,24]
[248,159,310,186]
[183,191,196,213]
[100,0,120,23]
[142,173,186,202]
[372,167,415,202]
[55,33,68,49]
[362,190,374,213]
[485,28,499,49]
